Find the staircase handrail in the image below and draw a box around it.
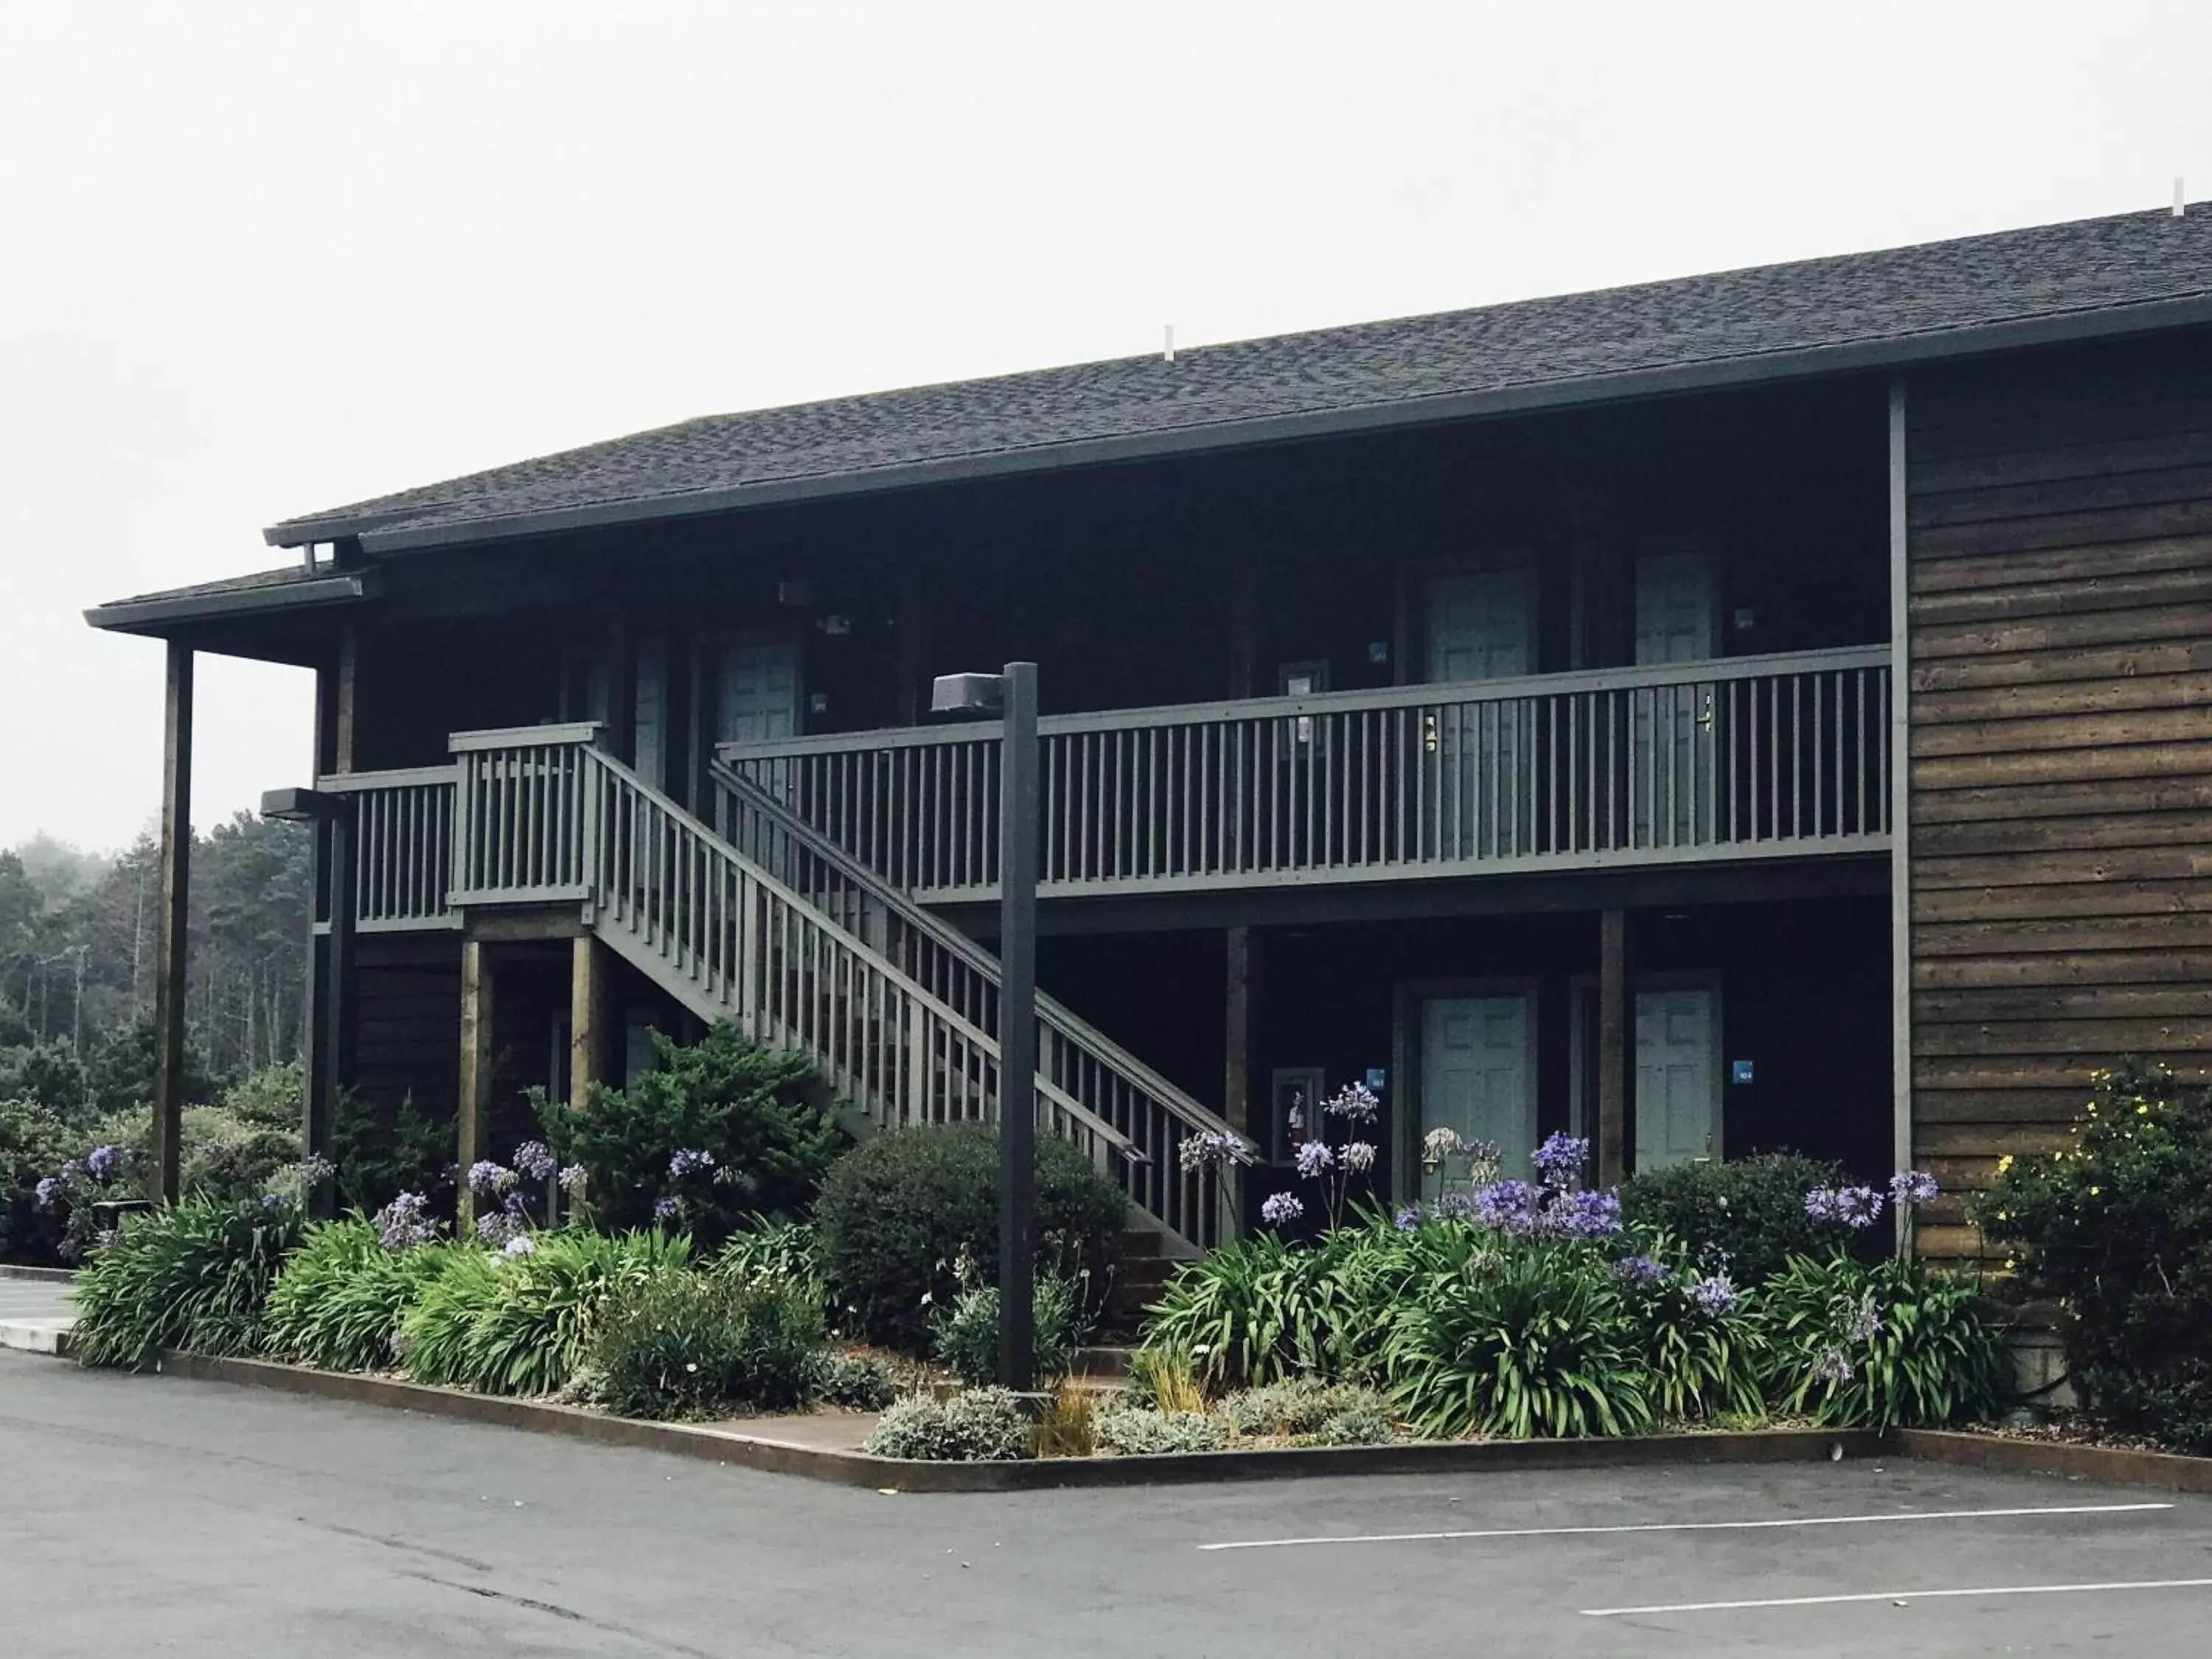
[577,747,1146,1169]
[709,757,1247,1152]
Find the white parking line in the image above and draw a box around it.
[1199,1501,2174,1551]
[1582,1577,2212,1617]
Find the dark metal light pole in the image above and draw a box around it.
[262,785,351,1220]
[931,661,1040,1394]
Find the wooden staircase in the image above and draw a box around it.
[445,729,1242,1259]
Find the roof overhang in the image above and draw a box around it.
[84,566,380,637]
[262,290,2212,557]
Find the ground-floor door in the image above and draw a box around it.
[1416,992,1536,1198]
[1634,983,1722,1172]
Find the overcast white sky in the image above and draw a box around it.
[1,1,2206,852]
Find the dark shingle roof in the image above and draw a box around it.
[85,564,377,634]
[268,202,2212,553]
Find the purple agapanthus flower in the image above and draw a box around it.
[1559,1189,1622,1238]
[1177,1130,1251,1172]
[1848,1297,1885,1343]
[653,1195,681,1222]
[1295,1140,1335,1178]
[1812,1346,1855,1386]
[466,1160,515,1198]
[373,1191,436,1251]
[1806,1185,1886,1228]
[1472,1179,1544,1234]
[261,1193,287,1211]
[501,1233,537,1258]
[1611,1254,1669,1286]
[1393,1204,1425,1233]
[1321,1081,1381,1123]
[1691,1273,1739,1315]
[1888,1169,1939,1208]
[667,1147,715,1179]
[1259,1191,1304,1226]
[476,1208,522,1245]
[86,1144,120,1185]
[556,1164,588,1197]
[34,1176,60,1209]
[1530,1132,1590,1187]
[501,1189,526,1218]
[1339,1141,1377,1175]
[511,1141,557,1182]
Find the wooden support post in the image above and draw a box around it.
[1888,376,1915,1251]
[606,607,636,765]
[1597,907,1628,1188]
[568,936,609,1113]
[894,565,925,726]
[457,938,494,1227]
[151,641,194,1203]
[1223,925,1252,1239]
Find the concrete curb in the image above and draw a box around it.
[157,1352,1885,1492]
[0,1321,74,1357]
[0,1265,75,1283]
[1897,1427,2212,1495]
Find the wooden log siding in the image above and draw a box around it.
[1906,335,2212,1261]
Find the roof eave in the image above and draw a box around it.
[263,290,2212,557]
[84,568,381,636]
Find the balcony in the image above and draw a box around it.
[716,646,1892,904]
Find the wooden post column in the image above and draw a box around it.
[457,939,494,1227]
[568,936,611,1113]
[1597,907,1629,1188]
[150,641,195,1203]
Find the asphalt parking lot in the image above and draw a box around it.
[4,1347,2211,1657]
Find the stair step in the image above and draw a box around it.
[1070,1345,1131,1379]
[1119,1228,1166,1259]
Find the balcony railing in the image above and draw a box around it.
[719,646,1891,902]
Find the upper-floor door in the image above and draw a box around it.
[715,641,801,747]
[1632,541,1720,845]
[1420,563,1537,860]
[1423,566,1536,684]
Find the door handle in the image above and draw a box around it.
[1422,714,1439,754]
[1697,693,1715,732]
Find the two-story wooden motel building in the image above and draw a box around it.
[88,201,2212,1263]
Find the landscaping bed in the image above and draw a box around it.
[32,1032,2212,1482]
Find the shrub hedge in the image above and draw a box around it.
[1618,1152,1848,1284]
[813,1122,1125,1352]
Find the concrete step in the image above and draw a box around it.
[1071,1344,1131,1379]
[0,1320,74,1357]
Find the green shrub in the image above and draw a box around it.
[72,1197,305,1370]
[804,1349,913,1411]
[1614,1253,1767,1422]
[263,1220,452,1372]
[538,1024,843,1251]
[333,1088,454,1217]
[398,1230,690,1396]
[1618,1153,1847,1284]
[1972,1061,2212,1450]
[0,1095,73,1263]
[588,1270,824,1419]
[1140,1219,1438,1388]
[864,1387,1034,1461]
[707,1217,823,1288]
[814,1122,1125,1353]
[932,1275,1079,1385]
[1218,1378,1391,1439]
[1758,1252,2003,1431]
[1139,1231,1340,1388]
[1095,1406,1228,1455]
[1313,1405,1394,1446]
[1384,1244,1654,1439]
